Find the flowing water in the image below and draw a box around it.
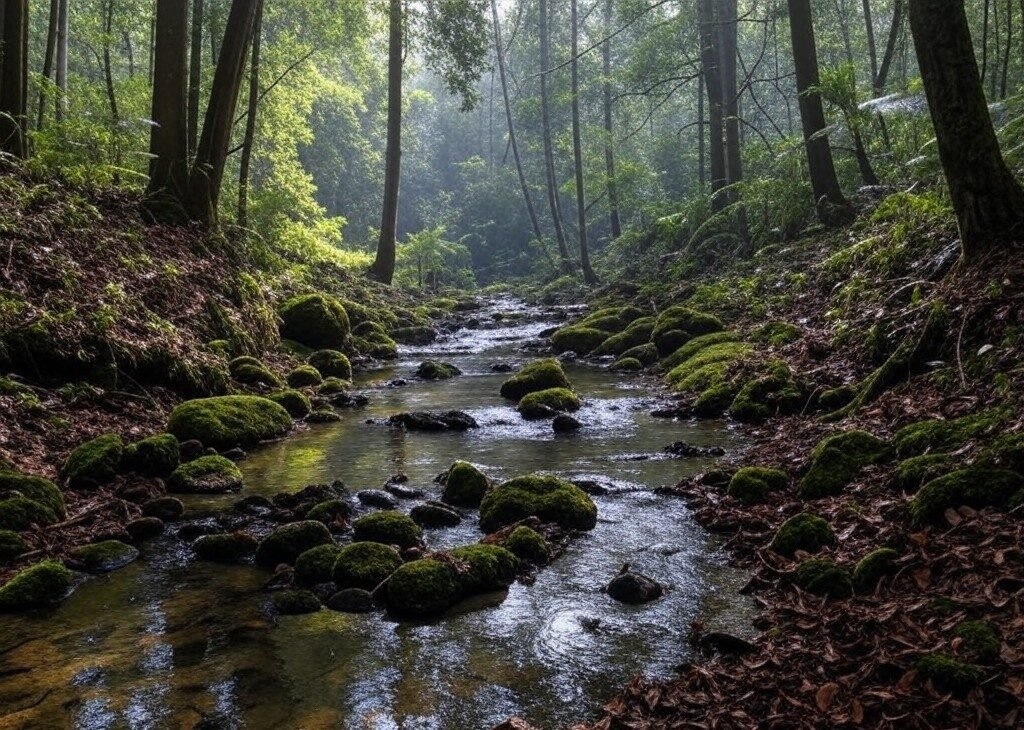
[0,298,755,730]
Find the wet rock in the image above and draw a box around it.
[538,326,559,338]
[234,495,273,516]
[305,499,353,525]
[68,540,139,574]
[388,473,409,484]
[271,589,321,615]
[699,469,733,487]
[490,362,515,373]
[650,407,689,419]
[664,442,726,458]
[326,588,376,613]
[357,489,398,509]
[222,447,246,462]
[557,351,578,363]
[416,361,462,380]
[193,532,258,563]
[256,521,334,567]
[410,503,463,528]
[141,496,184,521]
[177,517,224,541]
[645,543,684,556]
[553,414,582,433]
[696,631,755,656]
[168,455,243,494]
[126,517,165,542]
[384,483,425,500]
[388,411,478,432]
[572,479,613,495]
[179,440,205,462]
[306,408,342,423]
[388,379,409,388]
[607,569,664,604]
[328,392,369,408]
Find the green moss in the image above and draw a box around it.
[255,521,334,567]
[915,653,983,693]
[955,620,1000,663]
[352,511,422,549]
[799,430,891,498]
[0,472,65,517]
[0,529,26,561]
[728,362,803,424]
[294,544,344,587]
[443,461,491,508]
[279,293,351,350]
[550,325,610,355]
[770,513,836,557]
[61,434,124,489]
[392,326,437,345]
[267,389,312,418]
[193,533,258,563]
[229,358,282,387]
[0,496,57,530]
[286,365,323,388]
[479,474,597,533]
[620,344,659,366]
[894,408,1011,458]
[68,540,138,573]
[305,499,350,524]
[504,526,549,565]
[0,560,72,611]
[980,432,1024,473]
[123,433,180,477]
[891,454,956,493]
[449,544,519,593]
[593,317,657,356]
[609,357,643,373]
[416,361,462,380]
[307,350,352,380]
[167,395,292,450]
[652,307,724,354]
[665,342,750,391]
[271,589,321,615]
[852,548,899,592]
[693,382,741,417]
[386,558,460,618]
[167,455,243,494]
[657,331,741,373]
[333,542,403,590]
[517,388,581,419]
[753,321,802,346]
[319,377,350,395]
[910,468,1024,525]
[727,467,788,505]
[352,330,399,359]
[500,359,571,401]
[818,386,856,412]
[794,558,853,598]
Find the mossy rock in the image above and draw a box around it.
[891,453,956,493]
[500,359,571,401]
[168,455,243,494]
[794,558,852,598]
[955,620,1000,663]
[479,475,597,533]
[894,408,1011,458]
[909,467,1024,525]
[443,461,491,508]
[504,526,549,565]
[550,325,609,356]
[770,513,836,557]
[307,350,352,380]
[354,320,388,337]
[193,532,258,563]
[68,540,139,574]
[693,382,741,417]
[255,521,334,568]
[592,317,657,357]
[517,388,581,420]
[229,359,282,388]
[753,321,802,346]
[333,542,403,590]
[0,472,65,518]
[294,544,344,587]
[353,331,399,359]
[305,499,352,524]
[609,357,643,373]
[61,434,124,489]
[449,544,519,593]
[658,331,742,373]
[727,467,788,505]
[621,343,659,367]
[271,589,321,615]
[286,365,323,388]
[123,434,180,477]
[852,547,899,592]
[980,432,1024,473]
[652,307,724,355]
[319,377,350,395]
[665,342,750,392]
[728,362,803,424]
[268,389,312,418]
[915,652,983,694]
[416,361,462,380]
[167,395,292,450]
[352,511,422,549]
[391,326,437,346]
[578,306,646,332]
[0,529,27,561]
[818,386,856,412]
[386,558,460,618]
[0,496,58,530]
[0,560,72,611]
[799,430,891,498]
[279,293,351,350]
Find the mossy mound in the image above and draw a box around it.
[799,430,891,498]
[352,511,422,549]
[385,558,461,618]
[621,343,659,367]
[894,408,1011,458]
[279,293,351,350]
[891,453,956,493]
[272,589,321,615]
[0,560,72,611]
[68,540,139,574]
[353,329,399,359]
[167,396,292,450]
[818,386,856,412]
[500,359,572,401]
[728,361,803,423]
[333,542,403,590]
[794,558,853,598]
[443,461,491,508]
[294,544,344,587]
[123,433,180,477]
[909,467,1024,525]
[658,331,742,373]
[577,306,646,332]
[449,544,519,593]
[392,326,438,346]
[727,467,788,505]
[0,496,58,530]
[592,317,657,357]
[770,513,836,557]
[517,388,581,420]
[504,526,549,565]
[0,529,27,561]
[693,382,741,417]
[193,532,258,563]
[479,475,597,533]
[915,652,983,693]
[286,365,323,388]
[0,471,65,518]
[307,350,352,380]
[665,342,751,393]
[168,455,243,494]
[609,357,643,373]
[652,307,724,355]
[255,521,334,567]
[305,499,351,524]
[753,321,802,346]
[550,326,610,356]
[229,357,282,387]
[955,620,1000,663]
[61,434,124,489]
[319,377,349,395]
[416,361,462,380]
[268,389,312,418]
[981,432,1024,472]
[852,547,899,592]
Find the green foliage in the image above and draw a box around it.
[396,226,475,290]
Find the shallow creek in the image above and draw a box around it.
[0,298,755,729]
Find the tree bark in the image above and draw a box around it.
[571,0,597,284]
[698,0,727,210]
[875,0,902,91]
[189,0,205,158]
[55,0,69,119]
[602,0,622,239]
[908,0,1024,257]
[370,0,403,284]
[0,0,28,158]
[102,0,119,123]
[539,0,574,273]
[237,0,263,228]
[146,0,191,213]
[721,0,743,193]
[862,0,878,86]
[698,73,706,187]
[37,0,60,131]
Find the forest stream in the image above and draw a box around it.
[0,298,755,729]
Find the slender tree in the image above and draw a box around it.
[570,0,597,284]
[602,0,622,239]
[102,0,119,123]
[539,0,574,273]
[37,0,60,131]
[55,0,69,119]
[0,0,29,159]
[908,0,1024,257]
[698,0,727,210]
[237,0,263,228]
[721,0,743,194]
[862,0,878,86]
[146,0,191,213]
[369,0,403,284]
[189,0,205,157]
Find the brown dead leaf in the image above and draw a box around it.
[816,683,839,712]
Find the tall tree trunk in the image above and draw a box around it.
[698,73,706,187]
[237,0,263,228]
[571,0,597,284]
[602,0,622,239]
[875,0,903,91]
[908,0,1024,257]
[699,0,727,210]
[862,0,878,86]
[187,0,259,226]
[721,0,743,191]
[37,0,60,131]
[983,0,991,84]
[189,0,205,158]
[55,0,69,119]
[102,0,119,123]
[787,0,852,225]
[370,0,403,284]
[125,29,137,77]
[1001,0,1012,98]
[0,0,28,158]
[539,0,574,273]
[146,0,191,214]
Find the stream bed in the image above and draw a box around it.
[0,298,755,729]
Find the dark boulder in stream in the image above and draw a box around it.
[356,489,398,509]
[141,496,184,521]
[388,411,478,432]
[607,568,665,604]
[411,502,463,528]
[553,414,582,433]
[327,588,376,613]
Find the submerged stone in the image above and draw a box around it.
[68,540,139,574]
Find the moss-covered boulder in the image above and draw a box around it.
[577,306,646,333]
[268,389,312,418]
[442,461,491,508]
[852,548,899,592]
[894,408,1010,458]
[658,331,742,373]
[503,526,549,565]
[167,395,292,450]
[286,365,323,388]
[818,386,856,412]
[0,471,65,518]
[652,307,724,355]
[61,434,124,489]
[915,653,983,694]
[279,293,351,350]
[68,540,139,574]
[909,468,1024,525]
[352,511,422,549]
[727,467,788,505]
[272,589,321,615]
[416,361,462,380]
[550,326,611,356]
[0,560,72,611]
[479,475,597,533]
[449,544,519,593]
[353,329,399,359]
[385,558,460,618]
[392,326,438,346]
[333,542,403,590]
[294,544,344,587]
[799,430,890,498]
[609,357,643,373]
[770,513,836,557]
[794,558,853,598]
[0,529,27,562]
[167,455,243,494]
[753,321,801,346]
[255,521,334,567]
[319,377,349,395]
[123,433,180,477]
[193,532,258,563]
[500,359,571,401]
[891,453,956,493]
[622,343,659,367]
[955,620,1000,663]
[727,362,803,424]
[0,496,58,530]
[517,388,581,420]
[229,357,282,388]
[665,342,751,393]
[305,499,352,524]
[593,317,657,357]
[693,382,741,417]
[308,350,352,380]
